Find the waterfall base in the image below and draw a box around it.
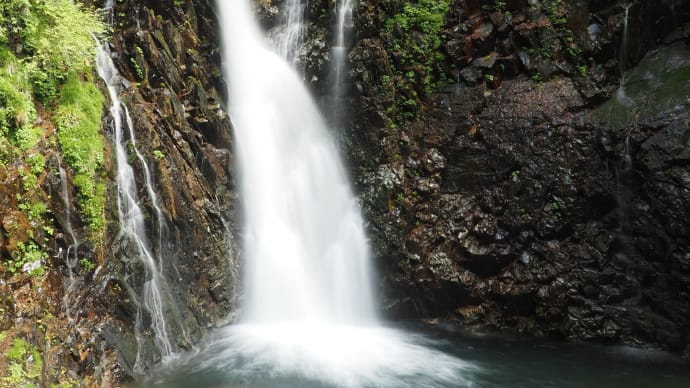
[144,324,476,387]
[139,323,690,388]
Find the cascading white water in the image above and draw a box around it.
[211,1,477,386]
[58,164,79,321]
[620,3,631,78]
[224,0,374,326]
[103,0,115,26]
[95,43,177,368]
[616,3,633,106]
[268,0,307,64]
[331,0,353,104]
[326,0,354,128]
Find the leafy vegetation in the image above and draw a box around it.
[0,0,106,102]
[3,337,43,386]
[0,0,107,275]
[0,47,39,148]
[384,0,452,123]
[80,257,96,271]
[55,73,106,234]
[537,0,587,77]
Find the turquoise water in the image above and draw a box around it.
[139,323,690,388]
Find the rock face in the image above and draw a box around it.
[92,0,241,378]
[1,0,239,385]
[338,0,690,354]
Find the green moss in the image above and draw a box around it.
[592,43,690,130]
[55,73,105,235]
[0,73,37,148]
[130,56,145,81]
[384,0,452,123]
[0,0,106,276]
[541,0,586,73]
[26,152,45,174]
[4,337,43,386]
[6,338,28,361]
[5,241,46,276]
[0,0,106,103]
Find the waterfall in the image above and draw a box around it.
[616,132,633,230]
[620,3,632,80]
[616,3,633,106]
[670,0,678,27]
[203,1,476,386]
[58,164,79,322]
[104,0,115,26]
[268,0,307,65]
[329,0,354,127]
[95,43,177,368]
[222,0,374,326]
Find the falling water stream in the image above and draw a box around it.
[95,43,179,369]
[58,164,78,322]
[268,0,306,65]
[329,0,354,127]
[620,3,631,78]
[147,0,475,386]
[616,3,633,106]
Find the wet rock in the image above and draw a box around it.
[459,66,483,85]
[347,0,690,356]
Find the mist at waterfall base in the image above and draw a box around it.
[139,1,690,387]
[143,322,690,387]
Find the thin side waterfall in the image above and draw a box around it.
[122,105,167,278]
[123,100,190,348]
[620,3,632,81]
[330,0,354,127]
[95,43,176,368]
[616,132,633,230]
[104,0,115,26]
[268,0,307,64]
[616,3,634,218]
[58,164,78,322]
[616,3,633,106]
[200,0,477,386]
[670,0,678,27]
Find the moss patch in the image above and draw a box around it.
[3,337,43,386]
[55,73,106,236]
[384,0,452,122]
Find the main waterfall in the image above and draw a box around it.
[223,0,375,326]
[147,2,475,386]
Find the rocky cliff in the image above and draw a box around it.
[341,0,690,354]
